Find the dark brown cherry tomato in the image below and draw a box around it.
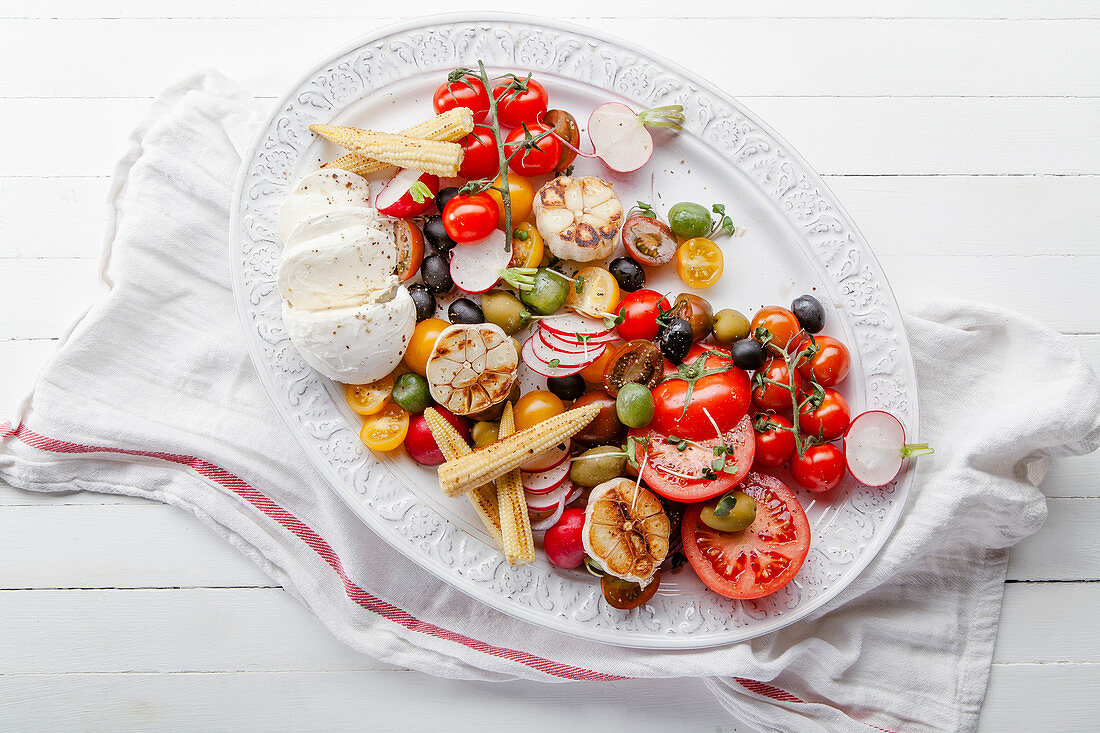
[571,391,626,447]
[544,109,579,171]
[601,572,661,610]
[670,293,714,342]
[602,340,665,397]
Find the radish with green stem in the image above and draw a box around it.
[844,411,933,486]
[542,103,685,174]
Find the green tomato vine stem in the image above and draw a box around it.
[476,60,513,252]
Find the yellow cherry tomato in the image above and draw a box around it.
[566,265,621,315]
[404,317,448,376]
[674,237,724,288]
[578,342,617,384]
[487,173,534,229]
[510,221,544,267]
[358,402,410,451]
[513,390,565,432]
[344,375,394,415]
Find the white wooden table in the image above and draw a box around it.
[2,3,1098,730]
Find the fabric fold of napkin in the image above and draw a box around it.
[2,72,1098,733]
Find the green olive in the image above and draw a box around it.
[700,491,757,532]
[569,445,627,488]
[480,290,529,335]
[471,421,500,448]
[519,269,569,316]
[615,383,654,428]
[390,372,430,414]
[668,202,712,239]
[712,308,751,344]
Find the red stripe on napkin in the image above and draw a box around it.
[1,422,624,682]
[733,677,899,733]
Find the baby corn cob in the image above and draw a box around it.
[437,404,601,498]
[495,403,535,565]
[321,108,474,176]
[309,125,463,177]
[423,408,503,548]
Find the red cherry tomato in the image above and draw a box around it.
[750,306,802,352]
[791,443,846,492]
[493,77,549,128]
[614,289,670,341]
[751,357,803,411]
[504,122,563,177]
[433,77,489,122]
[631,414,755,503]
[752,414,796,468]
[442,193,499,244]
[797,335,852,387]
[458,127,500,180]
[798,388,851,441]
[651,345,750,440]
[681,473,810,599]
[403,408,470,466]
[543,507,586,569]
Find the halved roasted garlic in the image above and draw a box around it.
[582,477,670,587]
[425,323,519,416]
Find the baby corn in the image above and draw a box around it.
[437,404,600,498]
[423,408,503,548]
[322,108,474,176]
[310,125,463,177]
[495,403,535,565]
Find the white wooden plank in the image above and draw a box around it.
[5,98,1097,178]
[0,258,105,338]
[2,19,1098,98]
[1008,499,1100,581]
[979,663,1100,731]
[995,583,1100,663]
[0,588,387,673]
[7,175,1097,261]
[0,671,734,733]
[1042,452,1100,499]
[0,505,272,589]
[11,1,1100,20]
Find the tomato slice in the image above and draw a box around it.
[345,376,394,416]
[631,414,754,502]
[358,402,410,452]
[674,237,723,288]
[682,473,810,599]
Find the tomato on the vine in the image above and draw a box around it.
[614,289,670,341]
[486,173,534,230]
[442,193,499,244]
[791,443,846,492]
[752,414,796,468]
[631,415,755,503]
[751,357,803,411]
[681,472,810,599]
[493,77,549,128]
[750,306,802,351]
[797,335,852,387]
[651,344,750,440]
[504,122,563,177]
[433,77,489,122]
[458,128,499,180]
[798,388,851,441]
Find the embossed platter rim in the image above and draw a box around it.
[230,12,920,648]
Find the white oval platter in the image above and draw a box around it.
[230,13,919,648]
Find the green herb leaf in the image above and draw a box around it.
[713,445,725,456]
[408,180,435,204]
[563,164,575,176]
[712,493,737,518]
[548,358,560,368]
[513,228,529,241]
[712,203,726,215]
[711,457,726,472]
[574,275,585,294]
[635,201,659,219]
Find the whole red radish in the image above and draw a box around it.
[404,407,469,466]
[544,507,587,569]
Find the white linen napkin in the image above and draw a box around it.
[3,72,1098,733]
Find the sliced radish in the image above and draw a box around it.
[539,329,617,354]
[527,332,598,368]
[844,410,933,487]
[530,497,568,532]
[587,103,684,174]
[538,313,613,339]
[521,337,588,377]
[375,168,439,218]
[521,461,570,495]
[564,484,582,505]
[522,439,570,472]
[449,229,509,293]
[525,476,572,509]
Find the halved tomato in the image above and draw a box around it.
[682,473,810,599]
[630,414,754,503]
[394,220,424,282]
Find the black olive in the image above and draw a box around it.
[447,298,485,324]
[420,254,453,294]
[659,318,693,364]
[731,338,768,370]
[608,256,646,292]
[546,373,586,401]
[407,284,436,322]
[791,294,826,333]
[424,215,456,253]
[435,187,461,213]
